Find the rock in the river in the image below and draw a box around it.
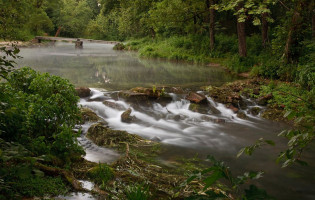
[103,100,125,110]
[173,115,181,121]
[226,104,239,113]
[257,93,273,106]
[121,108,135,123]
[76,87,91,98]
[185,92,207,104]
[248,107,261,116]
[237,111,248,119]
[118,87,172,105]
[87,123,142,146]
[80,107,100,123]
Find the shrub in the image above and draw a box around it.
[0,67,83,162]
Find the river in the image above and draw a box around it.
[17,42,315,200]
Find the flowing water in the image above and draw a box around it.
[17,42,315,200]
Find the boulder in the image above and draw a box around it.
[257,93,273,106]
[103,100,125,110]
[87,123,141,147]
[118,87,172,105]
[75,87,91,98]
[80,107,100,123]
[185,92,207,104]
[227,104,239,113]
[237,111,248,119]
[121,108,135,123]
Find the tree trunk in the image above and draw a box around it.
[284,1,305,63]
[55,27,62,37]
[312,10,315,39]
[262,12,269,48]
[236,3,247,57]
[206,0,215,51]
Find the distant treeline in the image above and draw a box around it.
[1,0,314,83]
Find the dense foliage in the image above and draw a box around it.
[0,47,84,198]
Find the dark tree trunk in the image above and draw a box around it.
[312,10,315,39]
[236,3,247,57]
[55,27,62,37]
[262,12,269,48]
[209,0,215,51]
[284,0,306,63]
[206,0,215,51]
[237,21,247,57]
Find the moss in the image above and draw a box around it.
[88,163,114,185]
[87,123,142,147]
[80,107,100,123]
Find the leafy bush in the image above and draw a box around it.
[0,67,83,161]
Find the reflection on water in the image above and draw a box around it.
[17,42,237,90]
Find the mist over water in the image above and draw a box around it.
[17,42,236,90]
[18,42,315,200]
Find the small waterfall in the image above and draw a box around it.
[79,88,265,150]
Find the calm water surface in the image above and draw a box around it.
[17,42,315,200]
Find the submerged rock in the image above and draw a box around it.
[76,87,91,98]
[188,103,220,114]
[121,108,135,123]
[103,100,125,110]
[185,92,207,104]
[237,111,248,119]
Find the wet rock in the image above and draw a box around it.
[189,103,208,114]
[87,123,141,146]
[257,93,273,106]
[103,100,125,110]
[151,136,161,142]
[173,115,181,121]
[76,87,91,98]
[185,92,207,104]
[248,107,261,116]
[81,107,100,123]
[237,111,248,119]
[201,115,214,122]
[118,87,172,105]
[226,104,239,113]
[214,118,226,123]
[121,108,136,123]
[169,87,185,94]
[239,99,248,110]
[201,115,225,123]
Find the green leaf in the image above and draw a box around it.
[203,171,223,190]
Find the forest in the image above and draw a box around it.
[0,0,314,199]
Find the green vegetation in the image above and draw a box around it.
[0,47,84,199]
[88,163,114,185]
[1,0,314,199]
